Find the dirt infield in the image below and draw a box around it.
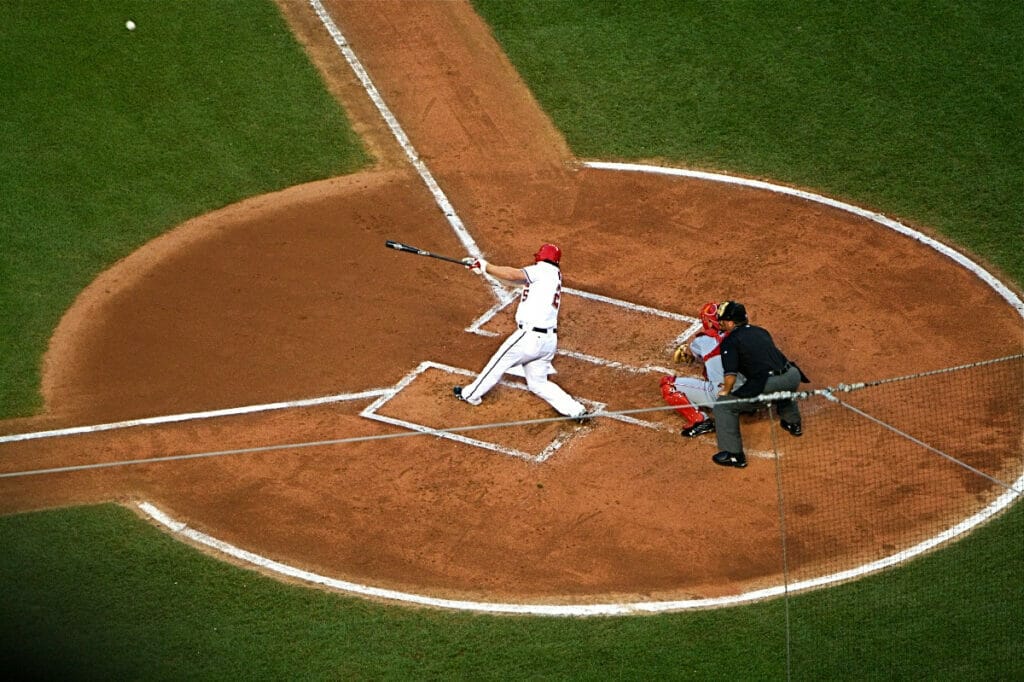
[1,0,1021,608]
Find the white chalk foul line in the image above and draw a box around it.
[0,389,392,444]
[308,0,511,304]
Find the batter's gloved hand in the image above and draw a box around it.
[463,257,487,275]
[672,344,694,364]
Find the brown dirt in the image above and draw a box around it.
[0,0,1020,606]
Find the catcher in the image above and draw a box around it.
[660,302,744,437]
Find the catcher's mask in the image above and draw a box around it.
[699,301,721,335]
[534,243,562,265]
[717,301,748,324]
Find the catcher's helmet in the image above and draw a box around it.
[699,301,721,335]
[716,301,748,324]
[534,243,562,265]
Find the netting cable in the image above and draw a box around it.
[822,391,1022,495]
[767,406,794,681]
[1,354,1021,480]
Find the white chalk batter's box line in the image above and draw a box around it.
[458,290,794,456]
[360,360,616,462]
[466,287,702,377]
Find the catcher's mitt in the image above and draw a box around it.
[672,344,694,364]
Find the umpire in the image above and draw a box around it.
[711,301,807,468]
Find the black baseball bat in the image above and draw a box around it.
[384,239,466,265]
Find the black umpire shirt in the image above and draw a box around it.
[720,324,790,398]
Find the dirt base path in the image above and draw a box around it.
[1,0,1020,606]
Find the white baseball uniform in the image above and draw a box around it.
[460,261,586,417]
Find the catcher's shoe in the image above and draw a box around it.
[780,420,803,437]
[681,419,715,438]
[712,451,747,468]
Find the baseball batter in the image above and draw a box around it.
[454,244,588,421]
[661,302,745,437]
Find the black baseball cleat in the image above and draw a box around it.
[453,386,482,406]
[681,419,715,438]
[570,411,593,425]
[712,451,747,468]
[780,420,803,437]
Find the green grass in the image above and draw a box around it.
[473,0,1024,285]
[1,0,1022,679]
[1,503,1020,679]
[0,0,369,416]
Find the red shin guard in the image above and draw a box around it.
[660,376,707,427]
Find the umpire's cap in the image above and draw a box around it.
[716,301,748,323]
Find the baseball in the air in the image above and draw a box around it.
[125,20,136,31]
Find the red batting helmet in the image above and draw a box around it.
[699,301,721,336]
[534,243,562,265]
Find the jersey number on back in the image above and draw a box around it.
[522,284,561,311]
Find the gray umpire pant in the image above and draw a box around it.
[713,366,802,454]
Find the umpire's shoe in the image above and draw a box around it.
[681,419,715,438]
[712,451,747,468]
[780,420,803,437]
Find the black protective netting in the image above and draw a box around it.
[762,355,1023,678]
